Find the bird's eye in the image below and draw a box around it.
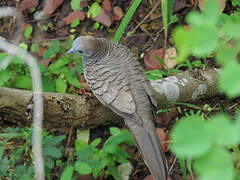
[78,50,83,53]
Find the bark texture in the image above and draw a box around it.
[0,68,220,130]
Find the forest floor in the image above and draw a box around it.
[0,0,239,180]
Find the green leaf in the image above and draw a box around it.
[48,56,72,73]
[90,138,101,147]
[113,0,142,42]
[56,78,67,93]
[44,135,66,146]
[71,0,81,10]
[189,25,218,56]
[170,115,212,158]
[87,2,101,18]
[216,43,238,65]
[42,76,56,92]
[71,18,80,28]
[103,145,130,163]
[43,40,61,60]
[104,130,135,147]
[109,127,121,136]
[0,70,12,86]
[45,157,55,169]
[173,26,191,61]
[61,165,74,180]
[76,129,90,144]
[222,21,240,39]
[219,61,240,98]
[75,161,92,175]
[66,68,81,88]
[107,161,120,180]
[194,147,234,180]
[208,114,240,146]
[30,43,39,53]
[43,146,62,158]
[24,25,33,40]
[232,0,240,6]
[13,75,32,90]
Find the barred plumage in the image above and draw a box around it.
[68,36,168,180]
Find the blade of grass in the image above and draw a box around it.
[178,156,188,180]
[113,0,143,42]
[187,158,194,180]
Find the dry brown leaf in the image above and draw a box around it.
[156,108,178,126]
[113,6,124,20]
[102,0,112,13]
[199,0,226,12]
[156,128,169,152]
[144,49,164,70]
[164,47,178,69]
[43,0,64,15]
[18,0,38,11]
[62,10,86,25]
[93,9,112,27]
[80,0,88,8]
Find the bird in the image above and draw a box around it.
[67,35,168,180]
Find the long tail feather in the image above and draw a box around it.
[125,119,168,180]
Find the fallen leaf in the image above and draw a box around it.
[144,49,164,70]
[77,174,94,180]
[93,9,112,27]
[113,6,124,20]
[43,0,64,15]
[156,108,178,126]
[102,0,111,13]
[18,0,38,11]
[143,175,154,180]
[80,0,88,8]
[156,128,169,152]
[164,47,178,69]
[62,10,86,25]
[199,0,226,12]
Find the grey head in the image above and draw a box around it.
[67,35,107,66]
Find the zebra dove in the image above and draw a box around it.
[67,36,168,180]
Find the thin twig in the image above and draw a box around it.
[0,7,45,180]
[129,0,161,35]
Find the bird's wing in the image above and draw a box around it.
[85,62,136,115]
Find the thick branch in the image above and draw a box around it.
[0,68,221,130]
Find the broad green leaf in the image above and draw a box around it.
[87,2,101,18]
[24,25,33,40]
[56,78,67,93]
[216,43,238,65]
[173,26,191,61]
[194,147,234,180]
[13,75,32,90]
[42,76,56,92]
[104,130,135,147]
[75,161,92,175]
[170,115,212,158]
[0,70,12,86]
[222,21,240,39]
[109,127,121,136]
[103,145,130,163]
[45,157,54,169]
[219,61,240,98]
[202,0,220,25]
[76,129,90,144]
[60,165,74,180]
[71,0,81,10]
[43,146,62,158]
[107,161,120,180]
[208,114,240,146]
[232,0,240,6]
[189,25,218,56]
[30,43,39,53]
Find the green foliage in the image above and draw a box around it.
[24,25,33,40]
[71,0,82,10]
[87,2,102,18]
[0,38,83,93]
[61,127,135,180]
[0,127,66,179]
[113,0,143,42]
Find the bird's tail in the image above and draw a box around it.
[125,119,168,180]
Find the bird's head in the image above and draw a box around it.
[67,35,104,65]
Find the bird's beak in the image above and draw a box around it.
[66,48,74,54]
